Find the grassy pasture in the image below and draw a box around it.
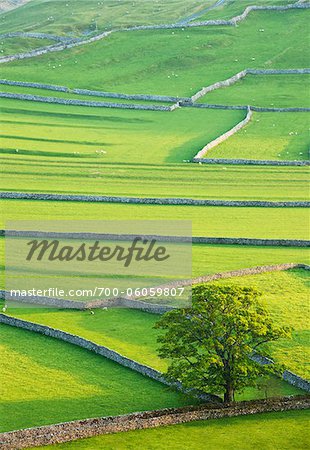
[1,234,309,301]
[216,269,310,378]
[1,9,309,96]
[34,409,310,450]
[1,157,309,201]
[0,0,212,35]
[0,36,53,56]
[1,200,310,240]
[5,306,304,402]
[198,75,310,108]
[0,323,201,432]
[205,112,310,161]
[10,267,309,378]
[197,0,296,21]
[0,98,244,164]
[1,99,309,201]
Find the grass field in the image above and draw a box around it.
[10,267,309,378]
[0,323,202,432]
[0,0,212,35]
[1,156,309,201]
[204,112,310,161]
[1,9,309,96]
[197,0,296,21]
[0,98,244,164]
[34,409,310,450]
[0,36,53,55]
[198,74,310,108]
[216,269,310,378]
[5,305,303,400]
[1,1,309,444]
[1,200,310,240]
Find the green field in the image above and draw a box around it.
[1,9,309,96]
[0,323,202,432]
[0,98,244,164]
[1,1,309,446]
[216,269,310,378]
[0,0,212,35]
[35,409,310,450]
[9,268,309,378]
[1,200,310,240]
[1,157,309,201]
[0,36,53,56]
[198,75,310,108]
[204,112,310,161]
[197,0,296,21]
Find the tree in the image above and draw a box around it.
[155,284,290,403]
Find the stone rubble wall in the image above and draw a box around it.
[0,32,74,43]
[1,229,308,247]
[1,191,309,207]
[187,103,310,112]
[250,354,310,393]
[0,79,189,102]
[192,158,310,166]
[193,107,253,159]
[0,92,173,111]
[0,395,309,449]
[191,68,310,102]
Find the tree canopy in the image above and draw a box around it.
[155,283,290,402]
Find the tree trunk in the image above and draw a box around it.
[224,385,234,403]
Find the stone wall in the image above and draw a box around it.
[1,229,308,247]
[283,370,310,392]
[193,107,253,159]
[0,92,172,111]
[0,79,188,102]
[0,32,73,43]
[0,79,69,92]
[188,103,310,112]
[250,354,310,393]
[191,68,310,102]
[0,396,309,449]
[191,104,309,161]
[193,158,310,166]
[1,191,309,207]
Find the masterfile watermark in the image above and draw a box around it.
[25,237,170,267]
[5,220,192,309]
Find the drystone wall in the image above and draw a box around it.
[191,68,310,102]
[193,158,310,166]
[250,354,310,393]
[1,229,308,247]
[0,79,188,102]
[1,191,309,207]
[0,79,69,92]
[0,397,309,449]
[188,103,310,112]
[193,107,253,159]
[0,32,73,43]
[0,92,172,111]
